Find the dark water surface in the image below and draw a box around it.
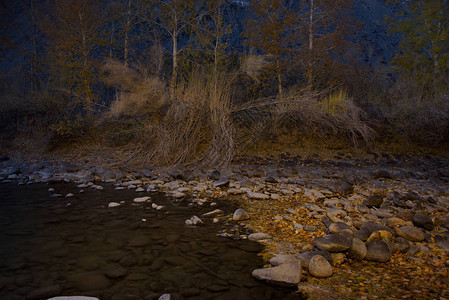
[0,183,301,299]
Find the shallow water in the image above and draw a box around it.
[0,183,302,299]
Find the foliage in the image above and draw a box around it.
[388,0,449,92]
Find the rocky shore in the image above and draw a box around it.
[1,152,448,299]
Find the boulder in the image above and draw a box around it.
[296,251,332,268]
[252,255,302,287]
[329,222,352,234]
[365,241,391,262]
[26,285,62,300]
[412,214,434,231]
[308,255,333,278]
[233,209,249,221]
[248,233,272,241]
[347,237,367,260]
[363,195,384,208]
[395,226,425,242]
[314,234,352,252]
[385,217,407,228]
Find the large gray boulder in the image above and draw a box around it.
[314,234,352,252]
[252,255,302,287]
[412,214,434,231]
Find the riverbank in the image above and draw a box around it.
[1,151,449,299]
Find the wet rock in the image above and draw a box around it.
[128,235,152,247]
[412,214,435,231]
[364,195,384,208]
[252,255,302,287]
[25,285,62,300]
[365,241,391,262]
[329,222,352,234]
[185,216,203,226]
[348,237,366,260]
[314,234,352,252]
[158,294,171,300]
[108,202,121,208]
[105,265,128,278]
[233,209,249,221]
[395,226,425,242]
[133,196,150,203]
[72,273,111,292]
[248,232,272,241]
[308,255,333,278]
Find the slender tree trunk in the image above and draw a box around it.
[276,58,283,98]
[308,0,314,91]
[124,0,131,67]
[30,0,39,92]
[109,22,114,59]
[171,29,178,99]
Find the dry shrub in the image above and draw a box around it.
[103,60,167,117]
[240,53,270,82]
[234,89,374,148]
[382,94,449,145]
[103,65,234,168]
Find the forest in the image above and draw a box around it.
[0,0,448,167]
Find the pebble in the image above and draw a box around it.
[233,208,249,221]
[133,196,150,203]
[108,202,121,208]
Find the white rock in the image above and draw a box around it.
[173,192,186,198]
[135,187,144,192]
[152,203,158,209]
[115,187,125,190]
[48,188,55,192]
[108,202,121,208]
[134,196,150,203]
[158,294,170,300]
[65,193,74,198]
[202,209,224,217]
[185,215,203,226]
[156,205,164,210]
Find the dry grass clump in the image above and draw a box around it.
[234,89,374,149]
[102,64,234,168]
[382,94,449,145]
[103,60,167,117]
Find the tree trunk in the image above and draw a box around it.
[124,0,131,67]
[171,30,178,99]
[308,0,314,91]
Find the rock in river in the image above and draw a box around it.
[248,232,272,241]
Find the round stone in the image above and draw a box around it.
[308,255,333,278]
[365,241,391,262]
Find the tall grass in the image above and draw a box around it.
[102,62,234,168]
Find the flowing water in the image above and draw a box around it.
[0,183,302,299]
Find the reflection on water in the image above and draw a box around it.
[0,183,302,299]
